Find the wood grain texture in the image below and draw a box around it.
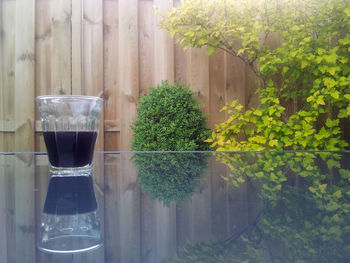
[1,0,16,152]
[72,0,83,95]
[187,47,210,114]
[154,0,174,85]
[51,0,71,95]
[139,0,154,96]
[209,50,226,127]
[118,0,139,151]
[104,0,119,130]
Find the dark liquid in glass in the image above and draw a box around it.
[44,176,97,215]
[43,131,97,168]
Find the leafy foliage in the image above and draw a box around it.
[161,0,350,150]
[131,81,211,151]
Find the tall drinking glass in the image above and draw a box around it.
[36,95,103,176]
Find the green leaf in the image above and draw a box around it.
[316,96,325,105]
[301,60,309,69]
[325,118,339,128]
[309,186,316,193]
[331,91,339,99]
[324,54,337,64]
[319,183,327,193]
[306,96,314,102]
[268,139,278,147]
[323,77,337,88]
[254,109,263,116]
[333,190,342,199]
[338,109,348,118]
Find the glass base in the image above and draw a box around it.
[49,164,92,177]
[37,235,103,254]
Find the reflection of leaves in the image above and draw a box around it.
[133,153,209,206]
[166,152,350,262]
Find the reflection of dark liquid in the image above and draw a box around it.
[43,131,97,167]
[44,176,97,215]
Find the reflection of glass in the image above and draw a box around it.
[37,173,102,254]
[36,95,102,176]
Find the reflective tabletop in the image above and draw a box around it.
[1,151,350,263]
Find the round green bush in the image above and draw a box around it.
[131,81,211,151]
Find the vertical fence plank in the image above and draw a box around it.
[119,0,139,151]
[225,54,246,107]
[51,0,71,95]
[35,0,52,152]
[104,0,119,151]
[50,0,72,95]
[187,47,210,114]
[139,0,154,95]
[1,0,16,152]
[154,0,174,85]
[72,0,83,95]
[209,50,226,127]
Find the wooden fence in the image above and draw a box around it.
[0,0,256,152]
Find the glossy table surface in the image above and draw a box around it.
[1,151,350,263]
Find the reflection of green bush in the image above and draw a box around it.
[133,153,208,206]
[131,81,210,151]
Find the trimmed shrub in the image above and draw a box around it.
[131,81,210,151]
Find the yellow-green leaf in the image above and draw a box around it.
[316,96,325,105]
[307,96,314,102]
[301,60,309,69]
[254,109,263,116]
[269,139,278,147]
[331,91,339,99]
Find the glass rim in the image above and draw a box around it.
[36,95,103,102]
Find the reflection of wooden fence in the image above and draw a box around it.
[0,0,256,152]
[0,154,262,263]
